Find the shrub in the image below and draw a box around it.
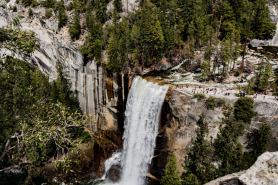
[218,99,226,107]
[16,0,19,3]
[28,8,33,16]
[67,2,74,10]
[161,154,181,185]
[235,70,241,76]
[44,9,53,19]
[9,6,17,12]
[234,97,257,123]
[5,0,10,3]
[194,93,206,100]
[207,96,216,110]
[40,0,55,8]
[273,92,278,96]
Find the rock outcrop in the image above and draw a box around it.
[204,152,278,185]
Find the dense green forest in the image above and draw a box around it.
[18,0,276,73]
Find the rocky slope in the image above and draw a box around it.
[204,151,278,185]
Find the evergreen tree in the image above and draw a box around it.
[234,97,257,123]
[58,5,68,29]
[220,38,232,79]
[150,8,164,62]
[81,8,103,62]
[214,105,246,176]
[250,0,276,39]
[255,59,273,92]
[161,154,181,185]
[181,113,215,184]
[69,9,81,40]
[113,0,122,13]
[52,60,80,112]
[246,122,272,164]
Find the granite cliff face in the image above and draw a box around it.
[150,89,278,183]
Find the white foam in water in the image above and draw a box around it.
[101,76,168,185]
[101,152,122,180]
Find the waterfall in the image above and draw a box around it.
[120,76,168,185]
[99,76,168,185]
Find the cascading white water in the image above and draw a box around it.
[119,76,169,185]
[99,76,168,185]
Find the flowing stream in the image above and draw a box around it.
[100,76,169,185]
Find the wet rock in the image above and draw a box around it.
[105,164,122,183]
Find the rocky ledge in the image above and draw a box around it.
[205,152,278,185]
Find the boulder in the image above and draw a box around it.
[249,39,271,48]
[105,164,122,183]
[205,152,278,185]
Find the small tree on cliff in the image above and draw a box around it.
[181,113,215,184]
[69,9,81,40]
[161,154,181,185]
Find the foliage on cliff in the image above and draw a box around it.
[234,97,257,123]
[69,9,81,40]
[0,56,90,184]
[161,154,181,185]
[181,113,215,184]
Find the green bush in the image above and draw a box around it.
[28,8,33,16]
[66,2,74,10]
[273,92,278,96]
[235,70,241,76]
[9,6,17,12]
[234,97,257,123]
[40,0,55,8]
[194,93,206,100]
[5,0,10,3]
[44,9,53,19]
[207,96,216,110]
[16,0,19,3]
[218,99,226,107]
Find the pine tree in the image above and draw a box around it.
[250,0,276,39]
[214,105,246,176]
[181,113,215,184]
[113,0,122,13]
[255,59,273,93]
[58,6,67,29]
[150,8,164,62]
[69,9,81,40]
[161,154,181,185]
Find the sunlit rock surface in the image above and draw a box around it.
[205,152,278,185]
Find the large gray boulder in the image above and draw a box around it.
[205,152,278,185]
